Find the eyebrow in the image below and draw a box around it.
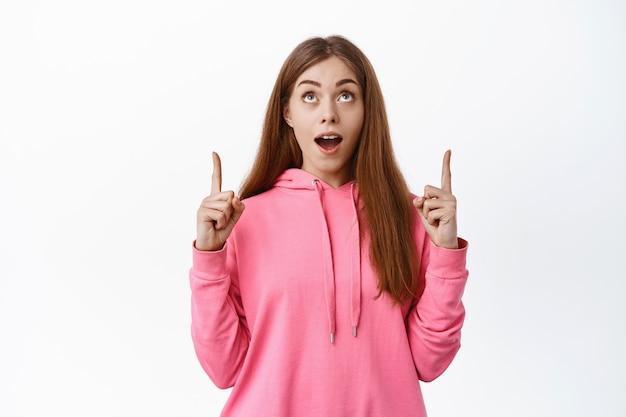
[296,78,359,88]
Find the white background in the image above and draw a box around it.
[1,0,625,416]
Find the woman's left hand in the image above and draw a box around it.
[413,150,459,249]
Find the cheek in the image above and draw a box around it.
[349,113,365,137]
[292,128,308,149]
[344,106,364,125]
[291,115,315,136]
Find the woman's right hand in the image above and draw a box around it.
[195,152,245,251]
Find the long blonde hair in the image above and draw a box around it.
[240,35,418,304]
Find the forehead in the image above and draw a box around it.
[295,56,358,86]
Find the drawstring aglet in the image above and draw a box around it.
[330,332,335,344]
[352,326,357,337]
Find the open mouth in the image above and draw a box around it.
[314,135,343,151]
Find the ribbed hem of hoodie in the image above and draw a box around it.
[427,238,468,280]
[191,240,229,281]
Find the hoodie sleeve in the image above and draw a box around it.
[189,242,250,389]
[407,237,468,382]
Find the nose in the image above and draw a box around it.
[320,100,338,124]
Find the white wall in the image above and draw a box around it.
[1,1,624,416]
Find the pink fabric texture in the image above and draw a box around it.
[190,168,468,417]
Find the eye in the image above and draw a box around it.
[338,91,354,102]
[303,92,317,103]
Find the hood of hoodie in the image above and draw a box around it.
[272,168,351,192]
[272,168,362,343]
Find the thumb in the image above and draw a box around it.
[230,197,246,225]
[413,196,433,228]
[413,196,425,216]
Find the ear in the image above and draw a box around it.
[283,107,293,127]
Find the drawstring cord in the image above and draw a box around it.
[313,179,362,343]
[350,182,362,338]
[313,180,337,343]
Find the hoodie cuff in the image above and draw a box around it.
[191,240,229,281]
[428,238,468,280]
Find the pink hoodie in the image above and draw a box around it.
[190,168,468,417]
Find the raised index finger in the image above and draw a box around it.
[441,149,452,193]
[210,151,222,195]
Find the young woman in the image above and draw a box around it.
[190,35,468,416]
